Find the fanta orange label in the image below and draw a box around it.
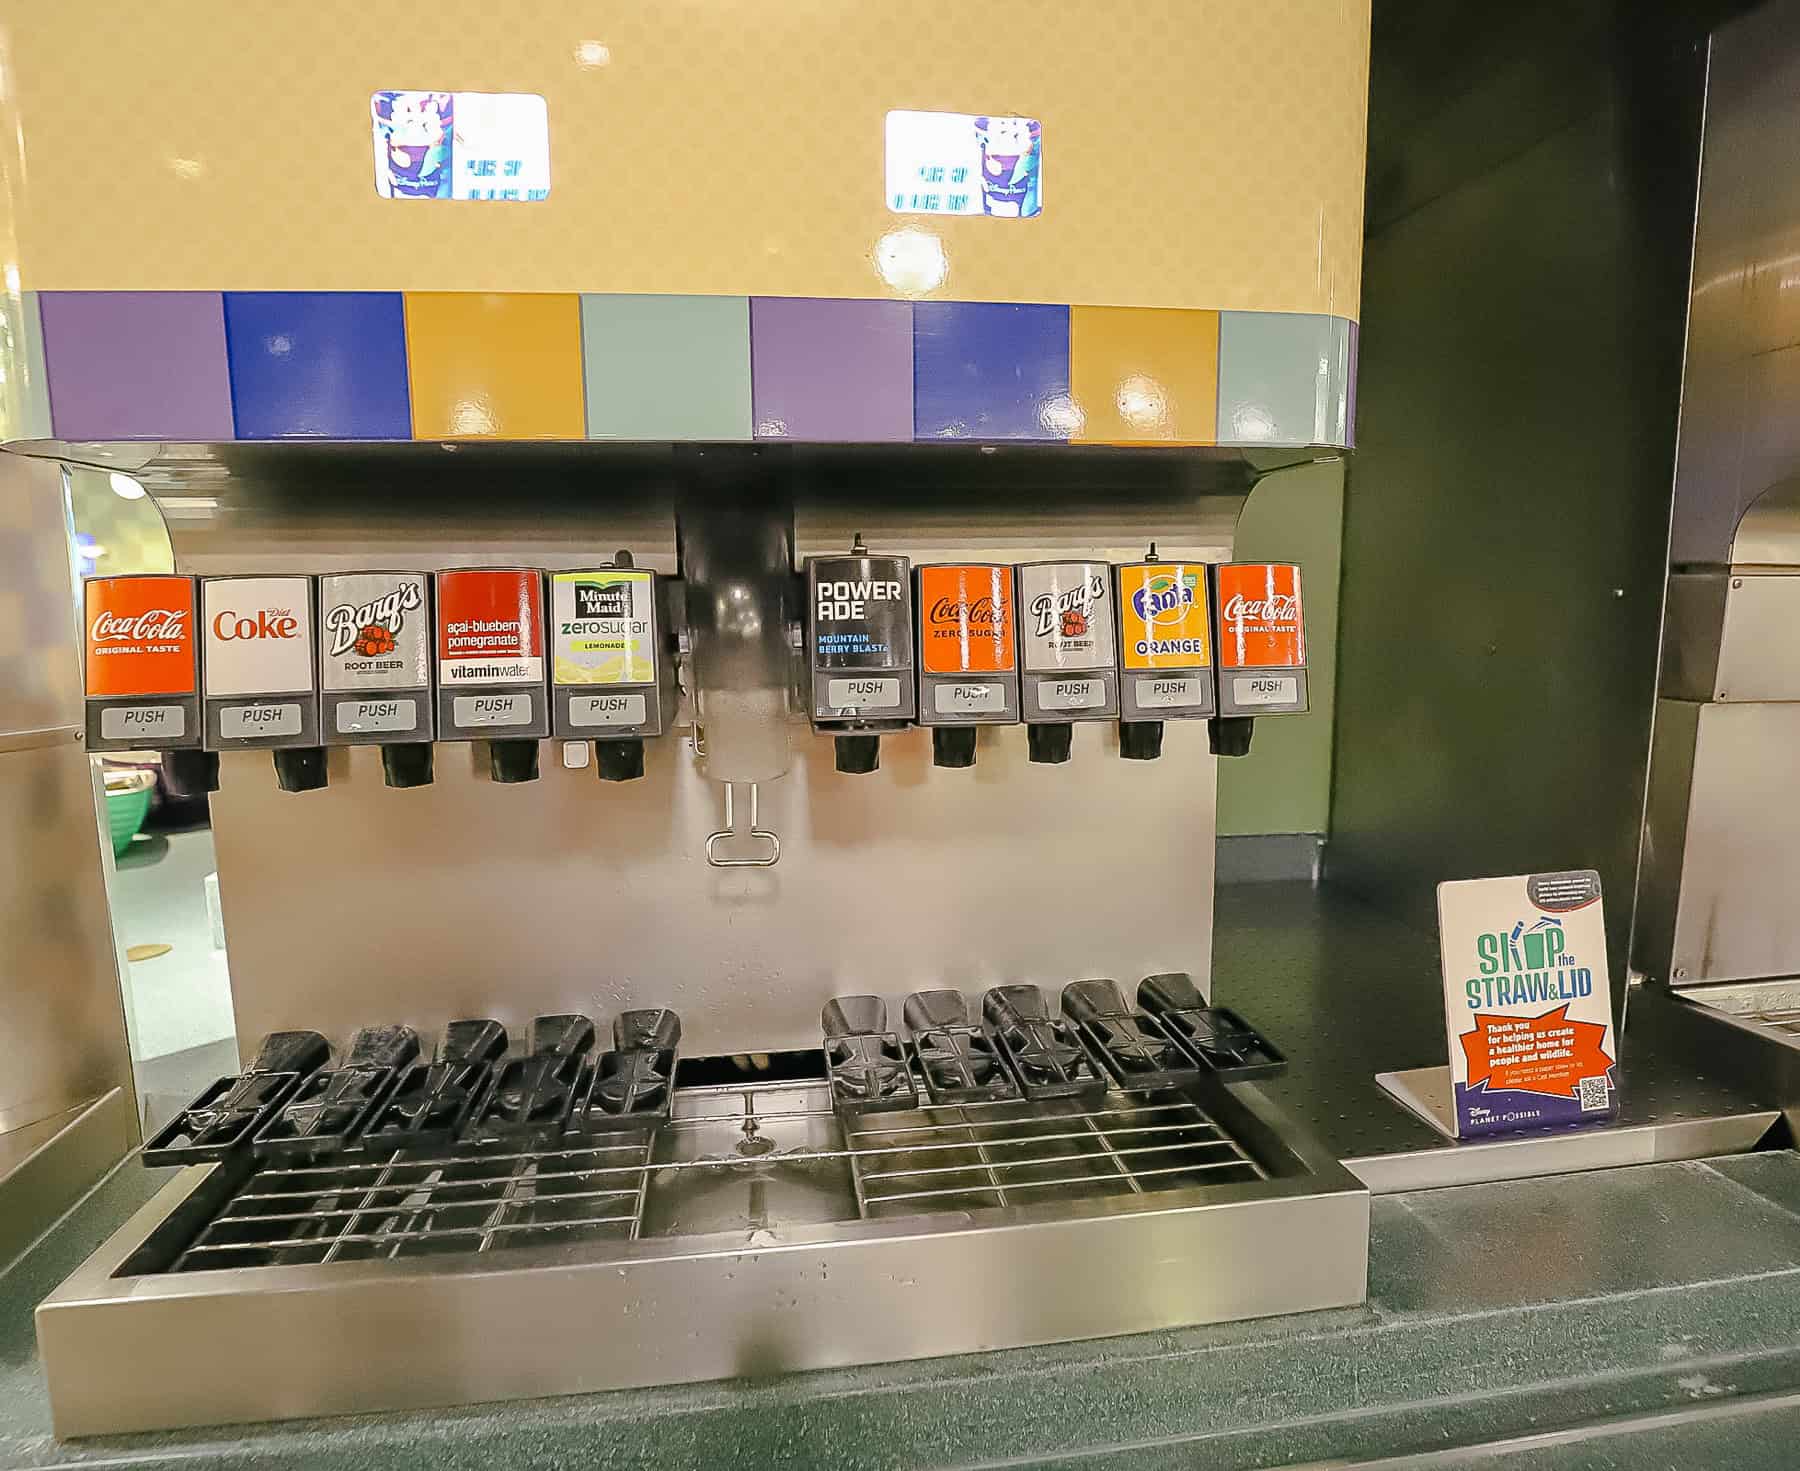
[1117,564,1210,671]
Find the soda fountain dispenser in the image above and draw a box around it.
[1212,562,1307,756]
[434,567,550,784]
[200,575,326,793]
[914,562,1021,768]
[317,572,436,788]
[1114,551,1217,761]
[804,538,917,775]
[1017,560,1120,764]
[548,556,674,782]
[81,572,215,793]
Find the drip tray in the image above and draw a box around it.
[38,1075,1367,1437]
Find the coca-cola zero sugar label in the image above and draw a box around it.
[916,563,1019,725]
[806,553,917,724]
[201,575,320,748]
[319,571,434,742]
[434,568,549,738]
[1215,562,1308,716]
[1115,562,1214,719]
[83,574,201,749]
[1016,560,1118,721]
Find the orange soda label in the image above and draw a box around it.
[84,575,198,697]
[1117,564,1210,671]
[918,564,1015,675]
[1216,563,1304,669]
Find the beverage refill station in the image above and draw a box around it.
[13,0,1779,1447]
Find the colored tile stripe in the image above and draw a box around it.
[25,293,1357,450]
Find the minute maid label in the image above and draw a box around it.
[1437,871,1619,1138]
[552,570,654,686]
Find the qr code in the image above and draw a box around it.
[1578,1075,1610,1112]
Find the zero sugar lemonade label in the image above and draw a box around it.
[551,570,654,686]
[1437,871,1619,1138]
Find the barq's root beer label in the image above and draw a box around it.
[319,572,433,742]
[919,564,1016,675]
[1215,562,1307,716]
[1017,560,1118,722]
[85,575,197,697]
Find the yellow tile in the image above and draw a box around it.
[405,293,585,439]
[1070,306,1219,445]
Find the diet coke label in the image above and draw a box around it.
[202,577,315,697]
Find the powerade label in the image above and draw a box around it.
[319,572,430,692]
[435,569,544,686]
[84,575,198,697]
[551,570,654,686]
[1438,871,1619,1138]
[918,564,1015,674]
[1118,564,1210,670]
[808,555,913,671]
[1017,562,1115,673]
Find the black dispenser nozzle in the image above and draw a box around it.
[488,739,541,784]
[273,747,327,793]
[1208,717,1255,757]
[381,742,435,789]
[834,734,881,775]
[164,749,219,796]
[1119,721,1165,761]
[1028,723,1073,764]
[932,726,978,769]
[595,738,646,782]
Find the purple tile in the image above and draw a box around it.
[224,292,411,439]
[913,302,1071,441]
[750,298,913,441]
[40,292,234,440]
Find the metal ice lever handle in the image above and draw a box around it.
[614,1008,681,1052]
[1061,979,1132,1025]
[705,781,781,868]
[1137,973,1206,1016]
[345,1025,421,1071]
[903,989,971,1034]
[530,1014,597,1061]
[822,995,887,1038]
[440,1019,508,1065]
[245,1030,331,1077]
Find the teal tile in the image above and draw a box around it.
[1217,311,1353,449]
[3,291,52,441]
[581,295,751,440]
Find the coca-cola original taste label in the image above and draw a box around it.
[84,575,197,697]
[1215,562,1307,716]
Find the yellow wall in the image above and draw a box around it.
[0,1,1367,314]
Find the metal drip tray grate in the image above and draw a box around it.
[1747,1007,1800,1038]
[139,1081,1267,1274]
[846,1092,1264,1216]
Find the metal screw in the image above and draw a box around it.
[1732,578,1743,589]
[1673,966,1687,981]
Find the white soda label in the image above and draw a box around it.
[1038,678,1104,711]
[203,577,314,697]
[319,572,430,693]
[1231,675,1299,706]
[101,706,185,740]
[336,699,419,734]
[220,703,302,739]
[1134,676,1205,709]
[826,676,902,710]
[1018,563,1115,673]
[934,682,1004,715]
[552,571,655,686]
[569,693,648,727]
[453,694,533,727]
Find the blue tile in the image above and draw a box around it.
[223,292,411,439]
[913,302,1071,441]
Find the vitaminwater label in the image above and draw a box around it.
[919,564,1015,674]
[551,570,654,686]
[84,575,197,697]
[319,573,430,692]
[1118,564,1210,671]
[202,576,314,697]
[435,569,544,686]
[1216,563,1304,669]
[1018,562,1115,672]
[1438,871,1619,1138]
